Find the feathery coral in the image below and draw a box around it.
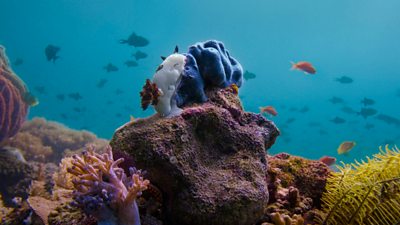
[67,145,149,225]
[317,145,400,225]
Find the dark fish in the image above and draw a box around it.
[243,70,256,81]
[124,60,138,67]
[331,116,346,124]
[361,97,375,106]
[375,114,400,127]
[56,94,65,101]
[115,89,124,95]
[13,58,24,66]
[329,97,344,104]
[132,50,148,60]
[116,113,122,118]
[357,107,377,119]
[73,107,86,113]
[365,123,375,129]
[318,129,328,135]
[34,86,46,94]
[120,32,149,47]
[335,76,353,84]
[68,92,83,101]
[45,44,60,63]
[97,78,108,88]
[341,106,356,114]
[104,63,118,72]
[298,106,309,113]
[289,107,298,112]
[60,113,68,119]
[106,100,114,105]
[286,117,296,124]
[308,121,321,127]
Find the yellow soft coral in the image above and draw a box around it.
[317,145,400,225]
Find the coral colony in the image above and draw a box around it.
[140,40,243,117]
[67,145,149,225]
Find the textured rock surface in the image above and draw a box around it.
[111,88,279,225]
[0,46,29,145]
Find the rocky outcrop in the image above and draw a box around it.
[111,88,279,225]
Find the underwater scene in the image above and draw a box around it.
[0,0,400,224]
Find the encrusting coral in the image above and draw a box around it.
[262,212,304,225]
[317,145,400,225]
[67,145,150,225]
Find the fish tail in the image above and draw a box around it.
[289,61,296,70]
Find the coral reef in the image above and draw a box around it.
[262,212,304,225]
[317,145,400,225]
[5,117,109,163]
[111,88,279,225]
[176,40,243,107]
[0,147,33,207]
[67,145,150,225]
[266,153,330,207]
[0,46,36,146]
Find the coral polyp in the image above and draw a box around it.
[67,145,150,225]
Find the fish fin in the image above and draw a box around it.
[23,92,39,106]
[174,45,179,53]
[161,56,166,61]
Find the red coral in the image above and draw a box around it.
[139,79,161,110]
[0,48,29,145]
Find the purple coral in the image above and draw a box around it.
[67,145,150,225]
[0,46,29,145]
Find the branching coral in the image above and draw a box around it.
[317,145,400,225]
[67,145,150,225]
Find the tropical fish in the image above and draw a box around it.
[13,58,24,66]
[341,106,356,114]
[298,106,309,113]
[120,32,149,47]
[259,106,278,116]
[60,113,68,119]
[357,107,377,119]
[227,83,239,95]
[335,76,353,84]
[68,92,83,101]
[290,61,316,74]
[124,60,138,67]
[331,116,346,124]
[361,97,375,106]
[45,44,60,63]
[329,97,344,104]
[319,156,336,166]
[97,78,108,88]
[375,114,400,127]
[337,141,356,155]
[364,123,375,129]
[132,50,148,60]
[243,70,256,81]
[56,94,65,101]
[286,117,296,124]
[34,86,46,94]
[115,89,124,95]
[104,63,118,72]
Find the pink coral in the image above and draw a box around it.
[67,145,149,225]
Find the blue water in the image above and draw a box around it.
[1,0,399,163]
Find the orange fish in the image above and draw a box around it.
[337,141,356,155]
[260,106,278,116]
[290,61,316,74]
[319,156,337,166]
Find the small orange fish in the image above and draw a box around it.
[290,61,316,74]
[319,156,337,166]
[337,141,356,155]
[260,106,278,116]
[229,83,239,95]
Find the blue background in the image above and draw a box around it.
[1,0,399,163]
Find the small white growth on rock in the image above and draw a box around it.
[152,53,185,117]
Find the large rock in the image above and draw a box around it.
[111,88,279,225]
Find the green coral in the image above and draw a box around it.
[317,145,400,225]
